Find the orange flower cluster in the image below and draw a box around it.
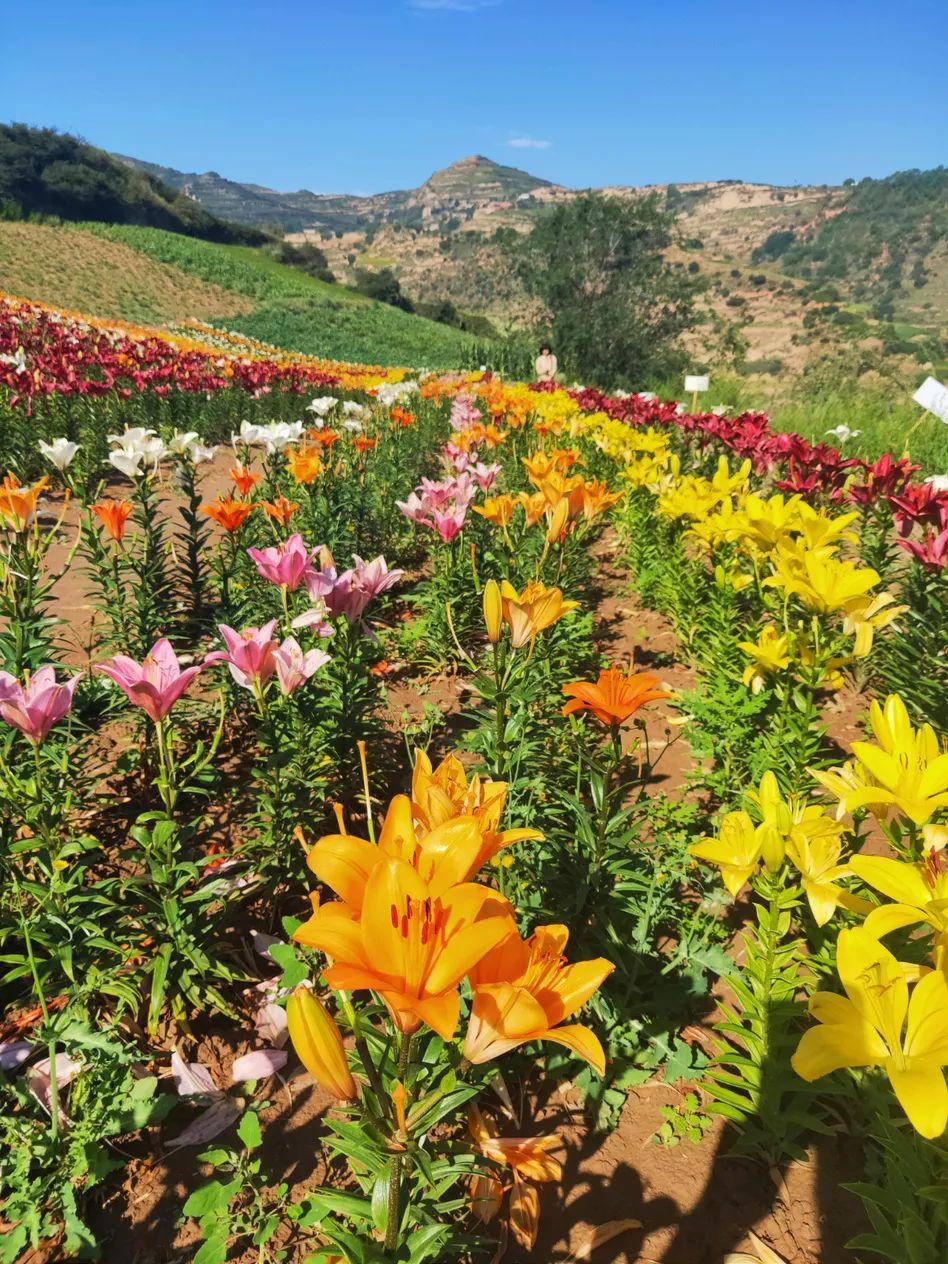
[293,752,611,1063]
[201,496,256,533]
[474,452,622,544]
[562,664,672,727]
[91,498,134,542]
[0,472,48,532]
[468,1104,564,1250]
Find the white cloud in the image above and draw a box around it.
[507,136,553,150]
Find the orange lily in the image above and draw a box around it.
[0,472,48,531]
[517,490,549,528]
[468,1105,564,1181]
[260,494,300,526]
[309,429,340,449]
[411,750,541,871]
[562,664,672,727]
[229,464,260,496]
[201,496,255,533]
[390,407,415,427]
[464,923,613,1072]
[353,436,378,453]
[300,793,488,910]
[580,479,623,521]
[468,1104,564,1248]
[294,856,512,1038]
[499,580,579,648]
[473,494,516,527]
[90,498,133,542]
[286,445,323,484]
[523,451,558,482]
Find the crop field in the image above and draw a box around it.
[0,292,946,1264]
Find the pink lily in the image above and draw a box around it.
[899,526,948,571]
[290,597,335,638]
[0,666,78,744]
[273,637,331,694]
[216,620,280,690]
[325,553,404,623]
[97,640,206,722]
[450,393,482,430]
[431,504,467,542]
[247,533,320,592]
[470,461,501,492]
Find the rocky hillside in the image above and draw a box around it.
[96,148,948,378]
[116,153,554,233]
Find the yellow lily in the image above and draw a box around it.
[786,826,862,926]
[498,580,579,648]
[482,579,503,644]
[842,591,907,659]
[845,694,948,826]
[765,550,879,615]
[745,771,792,869]
[738,625,791,694]
[690,810,762,896]
[791,928,948,1138]
[850,847,948,950]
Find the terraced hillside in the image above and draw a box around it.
[0,220,478,368]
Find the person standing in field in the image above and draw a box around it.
[535,343,558,382]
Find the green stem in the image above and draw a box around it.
[384,1033,413,1255]
[15,884,58,1143]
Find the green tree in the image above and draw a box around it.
[515,192,698,388]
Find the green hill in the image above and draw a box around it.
[777,167,948,317]
[14,219,477,368]
[0,124,267,245]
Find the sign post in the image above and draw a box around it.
[905,376,948,456]
[684,374,709,414]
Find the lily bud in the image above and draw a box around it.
[287,986,357,1102]
[483,579,503,644]
[544,497,569,544]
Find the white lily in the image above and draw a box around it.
[38,438,79,471]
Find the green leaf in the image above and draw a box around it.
[370,1172,390,1234]
[237,1110,262,1151]
[183,1179,233,1218]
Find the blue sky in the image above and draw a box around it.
[4,0,945,193]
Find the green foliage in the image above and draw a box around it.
[651,1092,714,1147]
[781,167,948,311]
[183,1106,298,1264]
[80,223,478,368]
[876,568,948,732]
[0,124,265,244]
[845,1112,948,1264]
[514,192,698,389]
[0,1020,173,1260]
[702,876,833,1166]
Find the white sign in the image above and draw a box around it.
[913,376,948,424]
[684,375,709,393]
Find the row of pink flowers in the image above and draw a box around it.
[397,474,477,542]
[247,535,403,621]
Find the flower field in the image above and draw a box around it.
[1,293,947,1264]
